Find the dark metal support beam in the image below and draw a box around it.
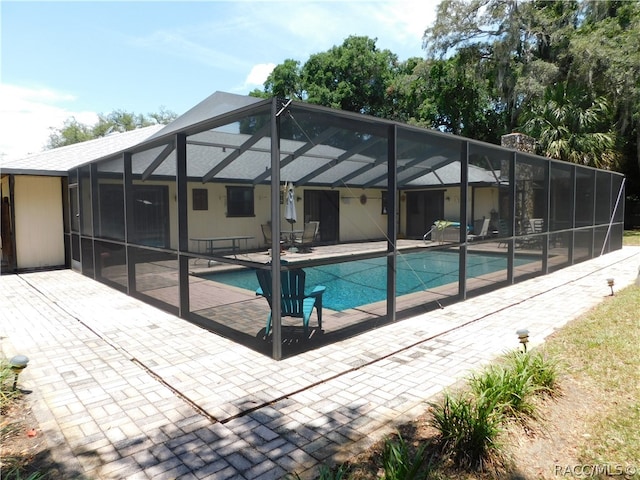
[386,125,397,324]
[141,142,175,181]
[123,152,136,294]
[459,141,469,300]
[295,137,383,185]
[365,152,455,188]
[542,160,550,274]
[176,133,190,318]
[507,153,516,284]
[332,139,418,188]
[253,127,339,185]
[271,98,283,360]
[202,123,271,183]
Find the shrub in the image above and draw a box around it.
[469,362,536,419]
[429,391,503,470]
[381,433,431,480]
[1,359,20,414]
[469,350,560,421]
[507,350,559,395]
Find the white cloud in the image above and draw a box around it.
[0,84,98,161]
[245,63,276,88]
[234,1,437,62]
[129,28,248,71]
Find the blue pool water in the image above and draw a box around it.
[204,251,524,311]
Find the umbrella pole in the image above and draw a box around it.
[289,222,298,252]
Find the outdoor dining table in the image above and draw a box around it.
[190,235,254,257]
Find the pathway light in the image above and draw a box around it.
[516,329,529,352]
[9,354,29,391]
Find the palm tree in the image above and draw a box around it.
[520,83,619,169]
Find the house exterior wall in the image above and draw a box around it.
[337,188,387,241]
[14,175,65,269]
[184,183,390,249]
[471,187,499,225]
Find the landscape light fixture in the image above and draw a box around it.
[9,354,29,391]
[606,277,615,296]
[516,329,530,352]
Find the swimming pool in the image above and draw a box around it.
[204,250,526,311]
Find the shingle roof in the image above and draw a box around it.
[147,91,264,141]
[1,125,164,176]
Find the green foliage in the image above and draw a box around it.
[422,0,638,185]
[0,359,20,413]
[542,285,640,473]
[302,36,399,117]
[286,465,348,480]
[46,107,177,149]
[430,349,560,471]
[520,82,619,168]
[263,59,304,100]
[381,434,430,480]
[469,363,535,419]
[0,467,47,480]
[469,350,559,421]
[254,1,640,195]
[623,229,640,246]
[46,117,94,149]
[317,464,349,480]
[505,350,559,395]
[429,392,503,470]
[1,359,46,479]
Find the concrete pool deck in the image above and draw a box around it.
[1,246,639,479]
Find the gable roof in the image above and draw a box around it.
[1,124,164,176]
[147,91,264,141]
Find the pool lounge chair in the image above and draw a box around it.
[468,218,490,241]
[255,268,326,337]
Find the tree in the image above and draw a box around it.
[569,0,640,174]
[423,0,580,131]
[46,107,177,149]
[394,54,504,142]
[47,117,94,149]
[263,59,304,100]
[148,106,178,126]
[520,82,619,169]
[301,35,399,117]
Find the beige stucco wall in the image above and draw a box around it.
[14,175,65,269]
[338,188,387,241]
[185,184,390,249]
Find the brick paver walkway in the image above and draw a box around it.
[1,246,639,479]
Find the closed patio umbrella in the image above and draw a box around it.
[284,182,297,246]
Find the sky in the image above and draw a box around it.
[0,0,439,162]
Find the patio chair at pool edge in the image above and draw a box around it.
[261,223,272,246]
[307,221,320,241]
[255,268,326,337]
[468,218,490,241]
[294,222,317,252]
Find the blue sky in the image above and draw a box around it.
[1,1,437,161]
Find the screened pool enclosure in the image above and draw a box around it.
[67,92,625,359]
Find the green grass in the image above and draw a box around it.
[623,229,640,246]
[543,284,640,474]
